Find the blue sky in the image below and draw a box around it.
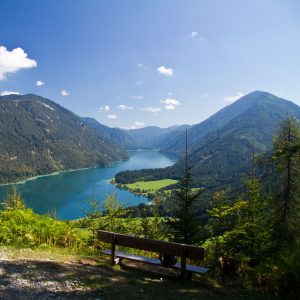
[1,0,300,128]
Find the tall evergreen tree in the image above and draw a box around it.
[271,116,300,248]
[167,130,201,244]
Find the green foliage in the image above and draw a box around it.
[270,116,300,248]
[0,208,89,249]
[99,193,127,232]
[203,117,300,292]
[4,185,26,210]
[250,240,300,299]
[80,192,102,248]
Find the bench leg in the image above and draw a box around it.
[180,256,187,279]
[111,234,116,265]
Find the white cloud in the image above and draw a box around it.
[189,31,206,41]
[136,81,144,86]
[36,80,45,86]
[118,104,133,110]
[61,90,70,96]
[107,114,117,120]
[190,31,199,38]
[123,121,145,130]
[0,46,37,80]
[99,105,110,112]
[224,92,244,102]
[161,98,181,110]
[132,95,144,100]
[134,121,144,127]
[137,63,150,70]
[141,107,161,113]
[157,65,174,76]
[1,91,21,96]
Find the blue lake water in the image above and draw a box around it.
[0,150,177,220]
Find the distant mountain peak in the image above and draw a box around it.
[231,90,276,104]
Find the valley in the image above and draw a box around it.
[1,91,300,214]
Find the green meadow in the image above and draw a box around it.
[121,179,177,193]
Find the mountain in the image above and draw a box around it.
[161,91,300,156]
[125,126,167,149]
[115,91,300,192]
[82,118,191,150]
[125,125,191,149]
[0,94,128,183]
[82,117,137,149]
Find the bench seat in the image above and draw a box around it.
[102,249,162,266]
[102,249,209,274]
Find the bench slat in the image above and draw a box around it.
[174,263,209,274]
[98,230,204,259]
[102,250,162,266]
[102,250,209,274]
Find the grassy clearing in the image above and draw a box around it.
[121,179,177,193]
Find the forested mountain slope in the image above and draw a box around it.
[0,94,128,183]
[82,117,137,149]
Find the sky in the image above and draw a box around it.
[1,0,300,129]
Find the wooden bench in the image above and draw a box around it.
[98,230,209,279]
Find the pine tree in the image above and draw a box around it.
[270,116,300,248]
[167,130,201,244]
[5,185,26,210]
[102,193,127,232]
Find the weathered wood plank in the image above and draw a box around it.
[98,230,204,259]
[102,249,209,274]
[102,250,162,266]
[175,263,209,274]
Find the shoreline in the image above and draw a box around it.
[0,150,178,187]
[0,166,98,187]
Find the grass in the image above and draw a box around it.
[121,179,177,193]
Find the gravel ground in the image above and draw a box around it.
[0,259,104,300]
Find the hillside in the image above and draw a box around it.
[82,117,137,149]
[115,91,300,192]
[0,94,128,183]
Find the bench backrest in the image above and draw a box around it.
[98,230,204,260]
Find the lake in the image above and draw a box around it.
[0,150,177,220]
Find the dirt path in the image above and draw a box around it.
[0,248,246,300]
